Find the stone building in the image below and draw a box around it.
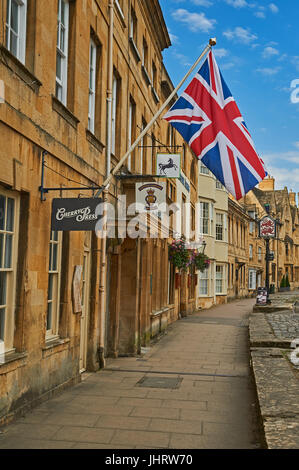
[197,162,229,309]
[0,0,199,424]
[242,176,299,292]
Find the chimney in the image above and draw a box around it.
[289,190,296,206]
[259,175,275,191]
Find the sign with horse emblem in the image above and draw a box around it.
[156,153,180,178]
[135,182,166,213]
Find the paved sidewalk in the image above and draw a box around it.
[0,298,262,449]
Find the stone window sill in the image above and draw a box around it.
[129,37,141,62]
[151,86,160,104]
[142,65,152,86]
[42,337,70,358]
[86,129,105,153]
[151,307,169,317]
[52,95,80,129]
[0,351,28,375]
[0,45,42,94]
[115,1,126,28]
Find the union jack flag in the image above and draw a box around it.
[163,51,266,200]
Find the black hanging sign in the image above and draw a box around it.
[51,198,103,231]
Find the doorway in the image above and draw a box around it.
[79,233,92,373]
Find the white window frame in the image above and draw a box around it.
[248,210,255,234]
[248,269,256,290]
[46,230,63,340]
[5,0,27,64]
[0,188,19,355]
[215,265,225,294]
[216,180,223,189]
[258,246,262,262]
[200,163,209,175]
[88,39,97,134]
[56,0,69,105]
[200,201,209,235]
[111,74,118,156]
[249,244,253,260]
[142,38,148,69]
[216,213,224,241]
[199,267,209,296]
[140,120,146,174]
[128,100,133,172]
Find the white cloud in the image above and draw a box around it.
[172,9,216,32]
[269,3,279,13]
[223,27,258,44]
[291,56,299,72]
[213,48,228,58]
[168,31,180,45]
[255,11,265,18]
[191,0,213,6]
[262,46,279,58]
[294,142,299,150]
[256,67,280,75]
[221,62,235,70]
[172,0,213,5]
[172,52,192,67]
[225,0,249,7]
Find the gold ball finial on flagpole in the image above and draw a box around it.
[209,38,217,46]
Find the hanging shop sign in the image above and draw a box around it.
[258,215,276,238]
[135,182,166,213]
[156,153,181,178]
[51,198,103,231]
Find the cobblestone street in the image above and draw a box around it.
[266,312,299,339]
[0,298,263,450]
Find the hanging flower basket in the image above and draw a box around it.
[168,239,190,272]
[169,240,210,274]
[193,252,210,273]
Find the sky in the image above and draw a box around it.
[159,0,299,197]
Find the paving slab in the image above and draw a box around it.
[0,297,263,449]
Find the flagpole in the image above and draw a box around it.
[94,38,216,197]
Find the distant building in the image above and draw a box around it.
[197,163,229,309]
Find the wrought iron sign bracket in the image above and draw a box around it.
[39,151,102,201]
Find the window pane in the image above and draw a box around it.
[52,244,58,271]
[11,0,19,33]
[5,26,9,50]
[0,234,3,268]
[49,242,52,270]
[60,25,65,52]
[0,195,5,230]
[6,198,14,232]
[10,31,18,56]
[0,308,5,341]
[0,272,7,306]
[48,273,54,301]
[56,52,62,80]
[47,302,52,331]
[56,82,62,101]
[4,235,12,269]
[61,0,66,25]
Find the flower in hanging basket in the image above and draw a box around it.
[168,239,190,272]
[194,252,210,273]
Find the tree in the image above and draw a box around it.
[280,275,286,288]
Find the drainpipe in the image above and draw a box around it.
[98,0,114,368]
